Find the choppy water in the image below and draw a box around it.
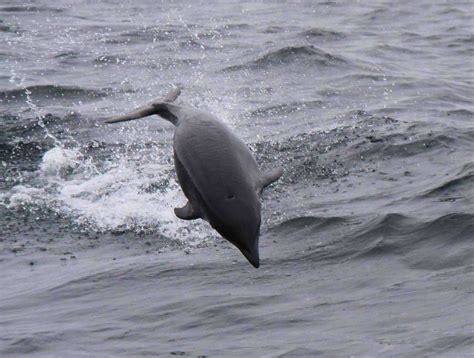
[1,1,473,357]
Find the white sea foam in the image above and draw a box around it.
[4,145,215,246]
[40,147,80,176]
[4,185,45,208]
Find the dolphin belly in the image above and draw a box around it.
[173,118,261,226]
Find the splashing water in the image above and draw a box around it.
[3,71,216,246]
[4,144,216,246]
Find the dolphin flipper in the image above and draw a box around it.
[174,201,201,220]
[259,167,284,191]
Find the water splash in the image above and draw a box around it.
[4,71,215,247]
[4,145,215,246]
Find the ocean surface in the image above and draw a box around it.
[1,0,473,356]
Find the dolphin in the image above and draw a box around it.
[105,87,283,268]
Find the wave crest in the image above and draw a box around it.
[223,45,347,71]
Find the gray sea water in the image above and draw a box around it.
[1,1,473,357]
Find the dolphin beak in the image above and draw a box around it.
[241,246,260,268]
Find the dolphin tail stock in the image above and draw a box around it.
[104,85,182,124]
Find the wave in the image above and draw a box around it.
[0,85,107,103]
[351,133,456,159]
[112,26,180,44]
[179,38,217,50]
[371,44,424,55]
[0,113,80,139]
[346,125,474,162]
[108,25,218,47]
[333,73,407,83]
[94,55,128,65]
[0,141,45,168]
[276,348,326,357]
[217,23,250,31]
[262,26,287,34]
[212,23,251,37]
[271,213,473,270]
[0,6,63,13]
[299,28,345,40]
[1,334,63,355]
[252,111,399,184]
[223,45,347,71]
[347,213,473,268]
[271,216,347,235]
[419,162,474,198]
[146,58,200,70]
[53,51,81,59]
[0,21,17,33]
[398,91,473,107]
[453,34,474,44]
[248,100,324,117]
[446,109,474,117]
[361,8,413,22]
[438,8,468,16]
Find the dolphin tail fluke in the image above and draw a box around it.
[161,86,182,103]
[105,105,156,123]
[105,86,182,124]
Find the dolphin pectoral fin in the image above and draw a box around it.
[174,201,201,220]
[259,167,284,191]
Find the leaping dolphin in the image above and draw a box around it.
[105,87,283,268]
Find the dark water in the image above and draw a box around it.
[1,1,473,356]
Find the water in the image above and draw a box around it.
[1,1,473,356]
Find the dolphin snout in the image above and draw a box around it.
[211,213,261,268]
[241,246,260,268]
[238,235,260,268]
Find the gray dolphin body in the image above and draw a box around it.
[106,88,283,267]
